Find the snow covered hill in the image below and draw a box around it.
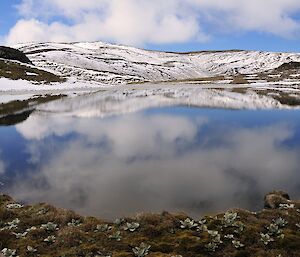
[14,42,300,85]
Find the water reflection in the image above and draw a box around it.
[1,108,300,219]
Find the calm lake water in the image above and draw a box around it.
[1,106,300,219]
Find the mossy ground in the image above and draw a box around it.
[0,194,299,257]
[0,59,65,83]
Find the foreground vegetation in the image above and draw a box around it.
[0,192,299,257]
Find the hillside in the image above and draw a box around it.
[0,42,300,111]
[14,42,300,85]
[0,46,32,64]
[0,46,65,83]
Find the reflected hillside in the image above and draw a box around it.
[36,85,288,119]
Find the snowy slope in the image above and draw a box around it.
[14,42,300,85]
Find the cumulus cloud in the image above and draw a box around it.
[6,0,206,45]
[4,0,300,45]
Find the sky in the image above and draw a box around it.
[1,0,300,52]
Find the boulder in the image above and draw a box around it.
[264,190,290,209]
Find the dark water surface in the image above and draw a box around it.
[1,107,300,219]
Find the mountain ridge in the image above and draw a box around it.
[13,41,300,85]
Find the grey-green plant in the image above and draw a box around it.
[232,240,244,249]
[44,235,56,244]
[224,234,234,239]
[123,222,140,232]
[273,217,288,227]
[37,207,49,215]
[279,203,295,210]
[260,233,274,245]
[0,218,20,231]
[205,242,219,252]
[95,224,112,232]
[180,218,198,229]
[267,223,282,236]
[67,219,82,227]
[132,243,151,257]
[114,218,125,226]
[13,232,28,239]
[198,219,207,225]
[1,248,18,257]
[223,211,238,227]
[26,246,37,253]
[6,203,23,209]
[207,230,223,244]
[40,222,59,231]
[277,234,285,239]
[108,231,122,241]
[197,224,208,232]
[26,226,37,233]
[233,221,245,234]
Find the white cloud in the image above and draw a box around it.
[6,0,206,45]
[194,0,300,37]
[6,0,300,46]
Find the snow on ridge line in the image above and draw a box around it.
[13,42,300,85]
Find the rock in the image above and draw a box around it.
[0,46,32,64]
[275,61,300,71]
[264,190,290,209]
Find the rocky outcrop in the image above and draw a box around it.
[0,46,32,64]
[275,61,300,71]
[264,190,291,209]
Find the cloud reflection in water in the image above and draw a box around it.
[2,109,300,219]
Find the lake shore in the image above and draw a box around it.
[1,191,300,257]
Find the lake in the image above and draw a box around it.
[1,106,300,219]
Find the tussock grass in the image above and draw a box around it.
[0,194,300,256]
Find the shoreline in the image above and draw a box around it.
[1,191,300,256]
